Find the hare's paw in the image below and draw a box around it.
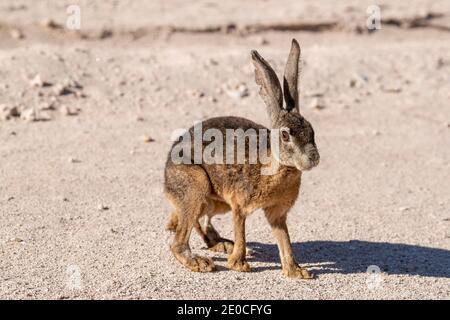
[209,239,234,254]
[227,258,251,272]
[283,265,314,279]
[185,255,216,272]
[172,247,216,272]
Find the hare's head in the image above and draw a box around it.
[251,39,320,171]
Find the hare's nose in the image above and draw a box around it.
[309,151,320,165]
[309,151,319,161]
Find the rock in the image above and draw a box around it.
[20,108,37,122]
[206,58,219,66]
[40,19,62,29]
[221,23,237,34]
[10,28,24,39]
[75,91,87,99]
[398,206,410,212]
[256,36,269,45]
[224,82,249,99]
[68,157,81,163]
[66,79,83,90]
[0,104,20,121]
[372,130,381,136]
[30,75,52,88]
[53,83,74,96]
[305,88,326,97]
[436,57,448,69]
[38,101,56,111]
[97,204,109,211]
[209,96,218,103]
[51,79,83,96]
[38,111,52,121]
[186,89,205,99]
[381,83,402,93]
[348,73,367,88]
[8,237,24,243]
[30,75,43,87]
[308,98,326,110]
[142,135,155,143]
[59,105,77,116]
[99,29,113,39]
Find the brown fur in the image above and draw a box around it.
[164,39,319,278]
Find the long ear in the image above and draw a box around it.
[283,39,301,113]
[251,50,283,125]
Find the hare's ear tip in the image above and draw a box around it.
[250,50,262,62]
[291,38,300,48]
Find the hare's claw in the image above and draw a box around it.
[283,265,314,279]
[228,258,251,272]
[185,255,216,272]
[208,239,234,254]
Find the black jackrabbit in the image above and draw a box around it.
[165,39,320,278]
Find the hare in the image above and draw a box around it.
[164,39,320,278]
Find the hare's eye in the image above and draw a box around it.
[281,130,290,142]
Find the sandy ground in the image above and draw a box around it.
[0,1,449,299]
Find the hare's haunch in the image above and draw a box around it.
[164,39,320,278]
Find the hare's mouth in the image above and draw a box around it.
[296,156,320,171]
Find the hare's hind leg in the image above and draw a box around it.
[195,211,234,255]
[165,164,215,272]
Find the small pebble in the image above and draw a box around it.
[40,19,62,29]
[0,104,20,120]
[98,204,109,211]
[187,89,205,99]
[209,96,218,103]
[142,135,155,143]
[381,83,402,93]
[10,28,24,39]
[20,108,37,122]
[308,98,326,110]
[39,111,52,121]
[225,83,249,99]
[256,36,269,45]
[53,83,73,96]
[30,75,52,88]
[60,105,77,116]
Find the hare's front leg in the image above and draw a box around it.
[227,209,251,272]
[264,205,313,279]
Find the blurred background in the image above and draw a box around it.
[0,1,449,299]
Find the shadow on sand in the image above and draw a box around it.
[246,240,450,278]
